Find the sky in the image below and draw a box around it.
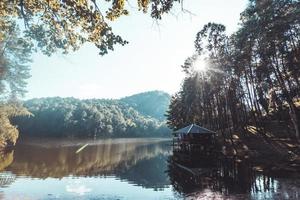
[25,0,248,100]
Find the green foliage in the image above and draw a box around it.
[167,0,300,139]
[0,0,180,56]
[0,24,32,150]
[13,95,171,138]
[0,103,31,149]
[121,91,171,120]
[0,23,31,100]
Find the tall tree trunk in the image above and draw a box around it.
[271,55,299,139]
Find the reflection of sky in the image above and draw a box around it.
[251,176,279,200]
[1,171,300,200]
[0,176,177,200]
[66,180,92,196]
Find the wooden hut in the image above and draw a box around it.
[172,124,217,163]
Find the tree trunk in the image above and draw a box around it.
[289,104,299,140]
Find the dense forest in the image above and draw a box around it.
[167,0,300,139]
[13,91,171,138]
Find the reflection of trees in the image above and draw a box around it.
[0,172,16,188]
[0,151,16,188]
[118,155,170,190]
[167,156,256,196]
[7,140,171,186]
[169,154,300,199]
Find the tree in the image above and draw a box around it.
[235,0,300,138]
[167,0,300,140]
[0,0,180,56]
[0,22,31,100]
[0,104,31,149]
[0,22,32,150]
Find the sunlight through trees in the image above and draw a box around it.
[167,0,300,140]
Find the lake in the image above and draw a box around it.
[0,138,299,200]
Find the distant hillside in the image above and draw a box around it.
[120,91,171,120]
[13,91,171,138]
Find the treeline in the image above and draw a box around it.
[167,0,300,139]
[13,97,171,138]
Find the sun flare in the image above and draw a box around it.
[193,56,208,72]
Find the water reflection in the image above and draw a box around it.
[0,139,175,200]
[0,139,299,199]
[5,139,171,184]
[168,158,254,194]
[167,155,300,199]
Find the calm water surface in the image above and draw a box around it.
[0,138,299,200]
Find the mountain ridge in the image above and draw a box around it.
[14,90,172,138]
[24,90,171,121]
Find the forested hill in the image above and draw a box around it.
[13,91,171,138]
[121,91,171,120]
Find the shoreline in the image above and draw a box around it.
[215,129,300,178]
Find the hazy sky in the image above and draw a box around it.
[26,0,248,100]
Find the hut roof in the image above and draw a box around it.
[174,124,215,135]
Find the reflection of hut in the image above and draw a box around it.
[167,157,255,195]
[173,124,217,163]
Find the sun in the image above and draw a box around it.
[193,56,208,72]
